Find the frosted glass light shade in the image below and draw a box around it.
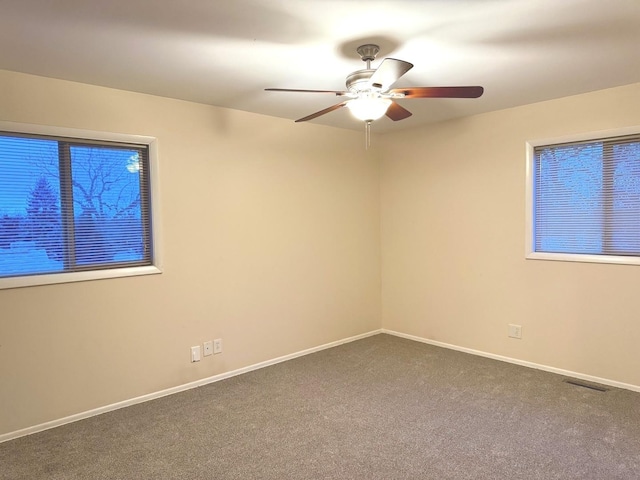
[347,97,392,121]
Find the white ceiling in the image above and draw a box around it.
[1,0,640,133]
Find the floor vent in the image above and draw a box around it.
[563,379,608,392]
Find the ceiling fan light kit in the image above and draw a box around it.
[347,95,392,122]
[266,44,484,147]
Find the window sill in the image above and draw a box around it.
[526,251,640,266]
[0,265,162,290]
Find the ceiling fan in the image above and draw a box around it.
[266,44,484,145]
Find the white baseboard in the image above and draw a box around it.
[0,329,382,444]
[382,329,640,393]
[5,327,637,444]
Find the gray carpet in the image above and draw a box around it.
[1,334,639,479]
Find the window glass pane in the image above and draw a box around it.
[70,145,146,266]
[610,141,640,253]
[0,136,63,277]
[535,142,603,254]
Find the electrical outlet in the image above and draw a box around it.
[203,340,213,356]
[213,338,222,354]
[508,324,523,339]
[191,345,201,362]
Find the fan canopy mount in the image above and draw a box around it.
[355,44,380,63]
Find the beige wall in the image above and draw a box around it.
[380,83,640,387]
[0,70,382,436]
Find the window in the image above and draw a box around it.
[0,122,161,288]
[526,128,640,265]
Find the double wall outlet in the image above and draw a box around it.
[508,324,523,339]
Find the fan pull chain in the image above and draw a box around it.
[365,120,372,149]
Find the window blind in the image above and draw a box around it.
[533,134,640,256]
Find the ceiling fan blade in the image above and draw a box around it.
[295,101,348,122]
[385,101,412,121]
[368,58,413,91]
[389,86,484,98]
[266,88,347,96]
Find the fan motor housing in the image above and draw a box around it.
[346,69,378,92]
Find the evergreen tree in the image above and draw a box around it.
[26,177,62,260]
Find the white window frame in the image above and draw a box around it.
[526,125,640,266]
[0,121,163,289]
